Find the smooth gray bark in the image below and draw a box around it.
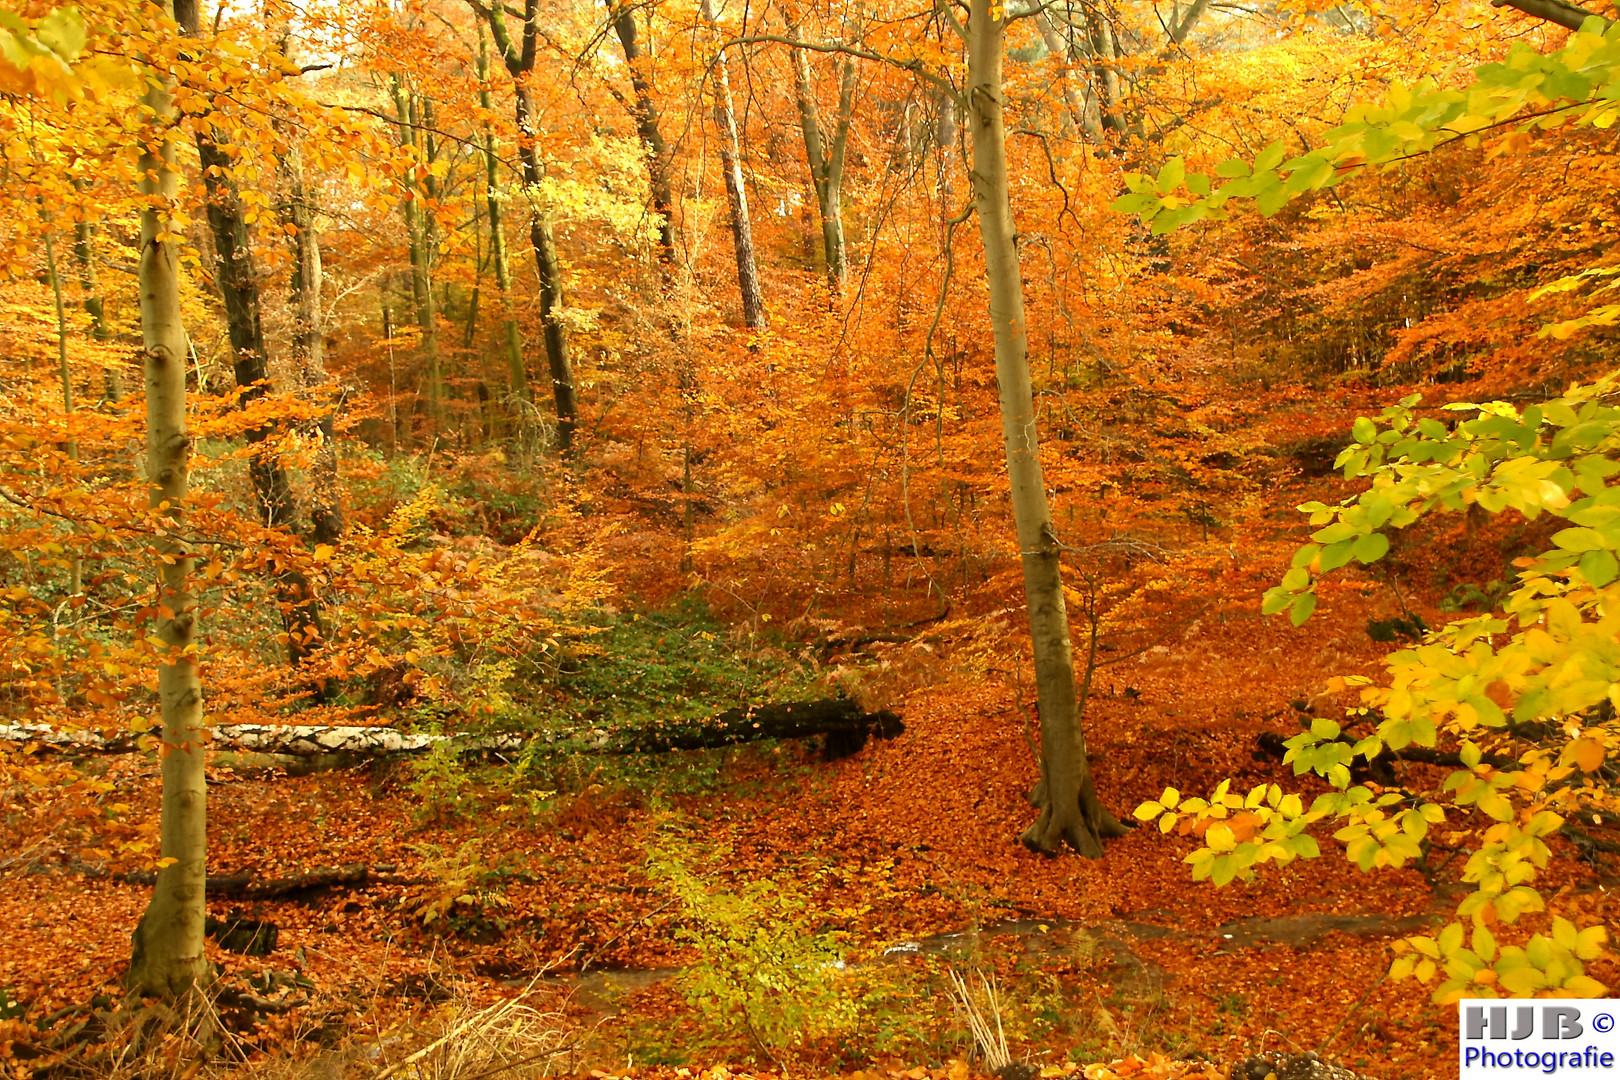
[965,0,1124,857]
[791,27,855,290]
[701,0,767,328]
[127,1,211,995]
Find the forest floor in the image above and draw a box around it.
[6,572,1615,1080]
[5,386,1618,1080]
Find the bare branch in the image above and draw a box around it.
[1492,0,1611,30]
[716,34,961,99]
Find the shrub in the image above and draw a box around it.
[646,836,855,1059]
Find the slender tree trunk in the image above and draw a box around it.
[936,92,957,205]
[791,34,854,291]
[1086,8,1125,135]
[391,77,443,437]
[127,1,210,995]
[1036,10,1097,138]
[283,143,341,549]
[193,137,294,528]
[383,300,407,454]
[476,0,578,454]
[180,6,323,671]
[477,25,530,420]
[611,5,677,263]
[43,223,82,596]
[464,216,482,361]
[1167,0,1211,43]
[69,180,121,401]
[513,82,578,452]
[700,0,766,328]
[965,0,1123,858]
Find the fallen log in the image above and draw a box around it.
[0,697,904,761]
[597,699,903,756]
[70,860,429,897]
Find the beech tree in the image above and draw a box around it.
[473,0,580,452]
[701,0,767,329]
[963,0,1126,857]
[127,0,210,998]
[725,0,1127,854]
[611,4,678,264]
[788,13,857,290]
[476,23,532,424]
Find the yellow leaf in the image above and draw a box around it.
[1567,737,1605,773]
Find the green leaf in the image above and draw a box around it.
[1352,416,1378,443]
[1110,192,1154,216]
[1216,157,1251,178]
[36,8,86,58]
[1256,178,1291,217]
[1254,140,1287,173]
[1311,522,1359,544]
[1353,532,1390,563]
[1579,547,1618,586]
[1157,157,1186,193]
[1554,527,1605,551]
[1319,538,1357,571]
[1290,592,1317,626]
[1283,154,1335,194]
[1473,924,1497,962]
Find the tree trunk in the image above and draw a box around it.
[700,0,766,328]
[1086,8,1125,135]
[69,181,120,401]
[391,77,444,437]
[611,5,678,263]
[193,139,299,529]
[4,698,905,759]
[42,221,82,596]
[180,6,322,671]
[127,3,211,996]
[474,0,580,455]
[477,25,530,428]
[283,141,342,550]
[965,0,1123,858]
[936,92,957,204]
[791,33,854,291]
[513,83,578,452]
[1035,10,1099,139]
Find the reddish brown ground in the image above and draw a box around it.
[5,559,1615,1080]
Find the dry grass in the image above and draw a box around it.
[948,967,1010,1073]
[364,980,576,1080]
[0,974,576,1080]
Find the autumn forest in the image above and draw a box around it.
[3,0,1620,1074]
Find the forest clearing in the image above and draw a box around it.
[3,0,1620,1076]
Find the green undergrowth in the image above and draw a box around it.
[550,594,818,727]
[602,829,1214,1071]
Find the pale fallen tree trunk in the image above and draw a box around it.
[1,698,904,760]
